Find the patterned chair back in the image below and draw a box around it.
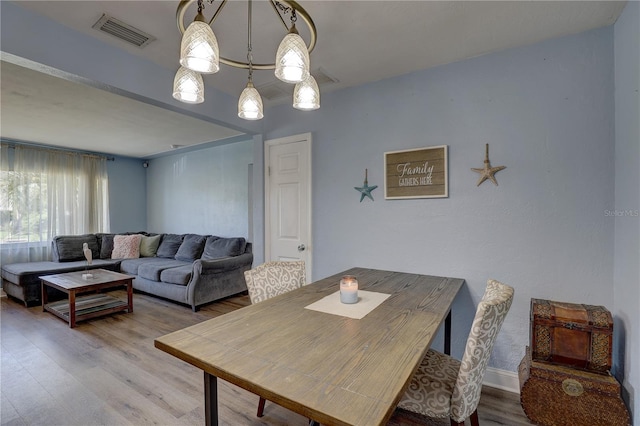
[243,261,306,304]
[450,279,514,422]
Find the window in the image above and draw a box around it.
[0,169,47,245]
[0,143,110,263]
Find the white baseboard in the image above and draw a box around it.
[483,367,520,394]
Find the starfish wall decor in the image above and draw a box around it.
[354,169,378,202]
[471,143,506,186]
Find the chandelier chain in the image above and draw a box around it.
[274,1,293,15]
[247,0,254,79]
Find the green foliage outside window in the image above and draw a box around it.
[0,170,48,244]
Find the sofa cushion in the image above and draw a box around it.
[138,260,189,281]
[53,234,100,262]
[140,235,161,257]
[119,257,169,275]
[201,236,246,260]
[111,234,142,259]
[156,234,184,258]
[175,234,207,262]
[160,265,193,286]
[97,233,115,259]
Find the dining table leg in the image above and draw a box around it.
[444,310,452,355]
[204,372,218,426]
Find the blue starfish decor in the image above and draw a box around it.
[355,169,378,202]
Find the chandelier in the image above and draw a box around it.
[172,0,320,120]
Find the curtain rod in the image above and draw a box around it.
[1,141,115,161]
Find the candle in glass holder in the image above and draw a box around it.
[340,275,358,304]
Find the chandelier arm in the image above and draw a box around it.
[208,0,228,26]
[269,0,291,32]
[176,0,227,32]
[176,0,316,70]
[285,1,316,53]
[176,0,192,33]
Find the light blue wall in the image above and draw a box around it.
[614,1,640,421]
[265,27,616,373]
[106,156,147,233]
[146,140,253,237]
[250,134,265,265]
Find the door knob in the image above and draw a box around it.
[297,244,306,252]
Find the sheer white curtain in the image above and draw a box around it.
[0,143,110,264]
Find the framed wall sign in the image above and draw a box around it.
[384,145,448,199]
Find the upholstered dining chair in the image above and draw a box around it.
[398,279,514,426]
[243,260,306,417]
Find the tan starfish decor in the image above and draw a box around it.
[471,143,506,186]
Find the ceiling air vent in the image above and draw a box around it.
[258,82,292,101]
[92,14,155,48]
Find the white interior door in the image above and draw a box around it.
[265,133,312,282]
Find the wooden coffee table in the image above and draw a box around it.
[41,269,133,328]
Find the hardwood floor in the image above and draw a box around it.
[1,290,532,425]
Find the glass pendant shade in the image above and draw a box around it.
[180,21,220,74]
[275,29,310,83]
[293,75,320,110]
[238,81,263,120]
[172,66,205,104]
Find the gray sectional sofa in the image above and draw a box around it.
[1,232,253,311]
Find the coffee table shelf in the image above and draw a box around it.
[45,294,129,323]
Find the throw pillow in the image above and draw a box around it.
[99,234,115,259]
[111,234,143,259]
[54,234,100,262]
[156,234,185,258]
[201,236,246,260]
[175,234,207,262]
[140,234,161,257]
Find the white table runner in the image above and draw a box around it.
[304,290,391,319]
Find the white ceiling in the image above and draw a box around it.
[1,61,244,158]
[0,1,627,158]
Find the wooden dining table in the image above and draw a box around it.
[154,267,464,426]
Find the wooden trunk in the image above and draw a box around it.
[519,347,630,426]
[530,298,612,373]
